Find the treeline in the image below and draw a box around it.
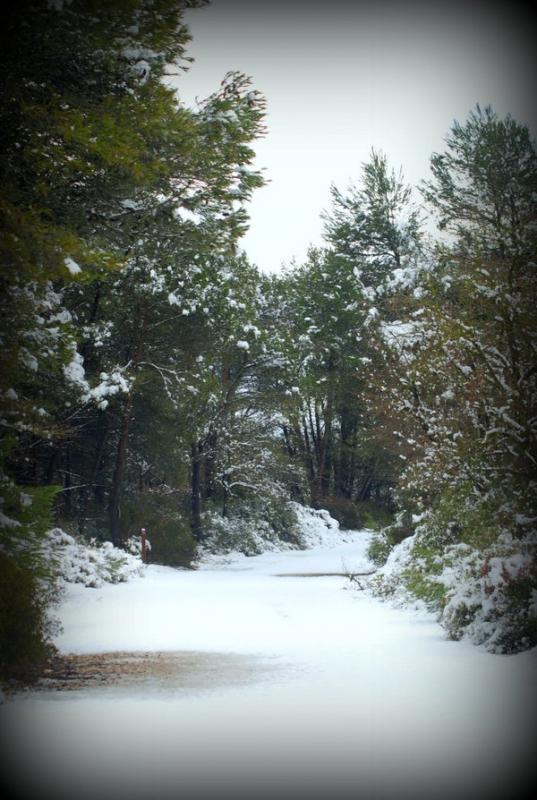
[1,0,536,680]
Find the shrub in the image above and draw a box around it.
[367,533,393,567]
[121,492,195,567]
[0,484,61,686]
[423,483,506,551]
[46,528,144,588]
[367,509,416,566]
[0,552,57,684]
[201,499,301,556]
[320,497,393,531]
[369,494,537,654]
[439,542,537,653]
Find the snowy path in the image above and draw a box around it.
[2,531,536,800]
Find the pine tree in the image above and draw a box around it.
[395,106,537,507]
[0,0,268,680]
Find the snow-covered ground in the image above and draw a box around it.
[2,518,536,800]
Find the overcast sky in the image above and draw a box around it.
[172,0,536,273]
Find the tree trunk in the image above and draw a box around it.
[336,414,357,499]
[301,417,316,485]
[191,440,203,541]
[202,427,217,501]
[63,446,72,515]
[45,446,59,484]
[356,471,373,502]
[108,313,145,546]
[109,393,133,547]
[317,399,333,499]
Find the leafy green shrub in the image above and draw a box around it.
[319,497,362,530]
[321,497,393,531]
[0,483,61,685]
[231,497,301,546]
[0,553,56,684]
[367,533,393,566]
[443,600,482,640]
[201,499,301,556]
[495,573,537,652]
[121,492,195,567]
[357,501,395,530]
[424,483,505,551]
[370,490,537,654]
[402,565,446,608]
[367,509,416,566]
[440,552,537,653]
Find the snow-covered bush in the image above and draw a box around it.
[44,528,145,588]
[439,536,536,652]
[125,533,152,558]
[195,502,354,564]
[291,502,344,548]
[199,500,301,558]
[369,508,537,653]
[367,509,416,566]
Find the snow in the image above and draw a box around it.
[382,319,423,353]
[64,257,81,276]
[120,198,142,211]
[2,508,536,799]
[0,510,21,528]
[19,348,38,372]
[243,323,260,338]
[83,369,131,410]
[44,528,144,589]
[372,525,537,653]
[131,59,150,84]
[62,347,88,390]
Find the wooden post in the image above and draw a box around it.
[141,527,147,563]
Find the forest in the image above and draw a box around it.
[1,0,536,686]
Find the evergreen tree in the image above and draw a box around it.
[393,106,537,508]
[0,0,268,680]
[270,152,424,522]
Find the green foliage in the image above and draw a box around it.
[0,483,61,685]
[121,492,195,567]
[494,575,537,652]
[417,481,531,558]
[320,497,393,531]
[0,552,56,685]
[440,552,537,653]
[355,501,394,530]
[443,601,482,641]
[400,539,446,607]
[367,535,391,567]
[422,104,537,247]
[324,148,423,290]
[367,509,415,565]
[231,497,301,546]
[403,571,447,609]
[1,0,535,667]
[319,497,364,531]
[370,494,537,653]
[201,500,301,557]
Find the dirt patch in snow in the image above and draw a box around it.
[34,651,271,694]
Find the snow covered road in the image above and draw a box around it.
[2,529,536,800]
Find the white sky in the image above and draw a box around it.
[172,0,536,273]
